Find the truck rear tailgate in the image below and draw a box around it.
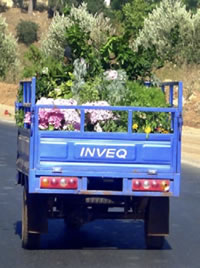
[36,132,176,177]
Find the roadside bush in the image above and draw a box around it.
[134,0,193,63]
[122,0,155,38]
[132,0,200,64]
[188,9,200,64]
[0,14,19,79]
[16,20,39,46]
[41,3,115,60]
[0,1,8,12]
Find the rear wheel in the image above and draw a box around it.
[144,197,169,249]
[145,234,165,249]
[22,188,40,249]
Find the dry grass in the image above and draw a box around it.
[1,7,51,41]
[155,63,200,100]
[1,7,51,82]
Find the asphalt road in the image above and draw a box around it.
[0,121,200,268]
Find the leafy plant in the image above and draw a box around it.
[16,20,39,46]
[65,24,102,78]
[78,80,100,103]
[99,81,171,133]
[98,69,128,104]
[122,0,155,38]
[23,45,73,99]
[124,81,171,133]
[48,79,73,99]
[100,35,160,80]
[15,109,25,127]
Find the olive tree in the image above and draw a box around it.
[0,15,19,79]
[134,0,193,63]
[41,3,115,61]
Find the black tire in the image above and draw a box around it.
[22,188,40,249]
[144,197,169,249]
[145,235,165,249]
[64,214,83,230]
[65,220,82,230]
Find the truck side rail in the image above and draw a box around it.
[33,104,179,135]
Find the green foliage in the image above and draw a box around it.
[65,24,102,78]
[122,0,155,38]
[124,81,168,107]
[70,58,88,101]
[16,84,23,103]
[0,15,19,79]
[41,3,115,60]
[100,35,160,80]
[15,109,24,127]
[187,9,200,63]
[101,111,128,132]
[23,45,43,77]
[183,0,200,11]
[78,78,100,103]
[102,81,171,133]
[48,79,73,99]
[111,0,131,10]
[125,81,171,133]
[23,45,73,99]
[84,0,106,14]
[48,0,81,17]
[36,60,72,99]
[98,70,128,104]
[134,0,194,63]
[16,20,39,46]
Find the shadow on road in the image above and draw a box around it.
[14,219,171,250]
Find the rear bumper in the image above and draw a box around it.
[28,169,180,197]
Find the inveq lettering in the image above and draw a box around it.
[80,147,128,159]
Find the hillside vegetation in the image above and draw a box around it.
[1,0,200,128]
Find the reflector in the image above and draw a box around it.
[132,179,170,192]
[40,177,78,189]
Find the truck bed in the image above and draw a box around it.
[16,79,182,197]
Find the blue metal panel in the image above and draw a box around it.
[37,133,174,167]
[40,140,68,160]
[141,143,172,162]
[34,165,173,179]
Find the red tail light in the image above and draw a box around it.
[132,179,170,192]
[40,177,78,189]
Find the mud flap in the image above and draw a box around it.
[28,194,48,233]
[145,197,169,236]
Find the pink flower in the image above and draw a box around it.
[24,112,31,124]
[38,109,49,130]
[63,109,80,131]
[24,98,113,131]
[36,98,80,130]
[83,101,113,124]
[48,109,64,130]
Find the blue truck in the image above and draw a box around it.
[16,77,183,249]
